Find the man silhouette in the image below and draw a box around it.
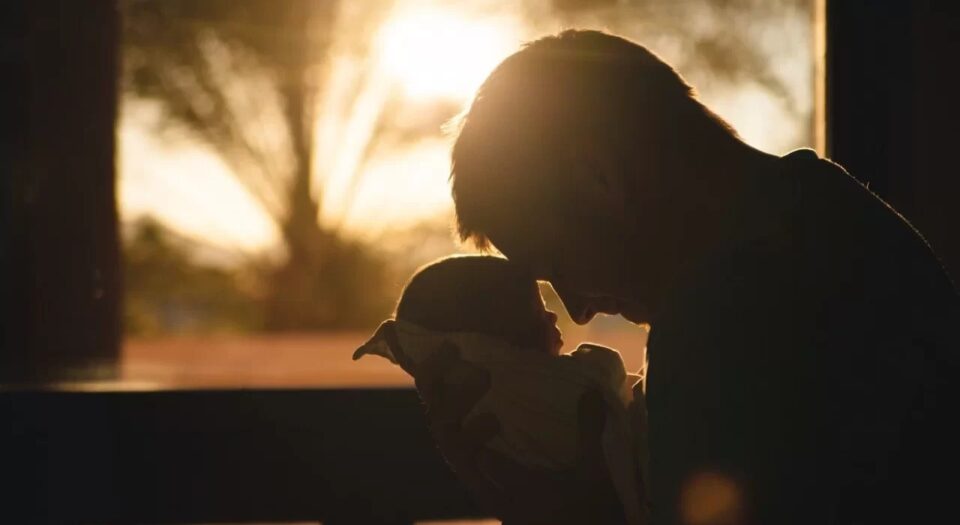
[426,30,959,524]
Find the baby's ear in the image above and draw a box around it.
[379,320,416,374]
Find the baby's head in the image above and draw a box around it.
[396,255,563,355]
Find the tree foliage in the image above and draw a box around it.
[123,217,263,336]
[122,0,394,330]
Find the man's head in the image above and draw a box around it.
[396,255,563,355]
[450,30,741,324]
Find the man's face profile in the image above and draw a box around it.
[447,31,692,326]
[488,196,649,326]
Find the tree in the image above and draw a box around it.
[123,217,263,336]
[122,0,394,330]
[546,0,814,144]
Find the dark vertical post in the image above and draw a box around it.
[826,0,913,200]
[827,0,960,282]
[0,1,121,382]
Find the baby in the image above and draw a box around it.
[354,255,647,524]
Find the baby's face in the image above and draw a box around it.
[526,286,564,356]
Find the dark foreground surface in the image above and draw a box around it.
[0,388,483,524]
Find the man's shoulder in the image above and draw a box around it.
[780,147,820,163]
[652,147,957,353]
[782,149,957,299]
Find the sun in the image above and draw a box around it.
[377,7,520,101]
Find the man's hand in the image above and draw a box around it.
[411,342,625,524]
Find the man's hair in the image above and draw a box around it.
[396,255,541,347]
[450,29,737,250]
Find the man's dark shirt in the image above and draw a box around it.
[646,149,959,524]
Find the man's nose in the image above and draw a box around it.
[555,289,596,325]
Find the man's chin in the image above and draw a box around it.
[618,303,650,325]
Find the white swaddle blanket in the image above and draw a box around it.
[353,319,648,525]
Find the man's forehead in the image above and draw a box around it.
[488,225,559,276]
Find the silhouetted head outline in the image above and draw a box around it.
[450,29,737,252]
[395,255,559,351]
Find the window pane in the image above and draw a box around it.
[118,0,815,388]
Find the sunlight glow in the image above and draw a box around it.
[377,8,520,100]
[119,104,279,255]
[120,1,815,252]
[340,138,455,236]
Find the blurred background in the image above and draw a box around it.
[117,0,816,388]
